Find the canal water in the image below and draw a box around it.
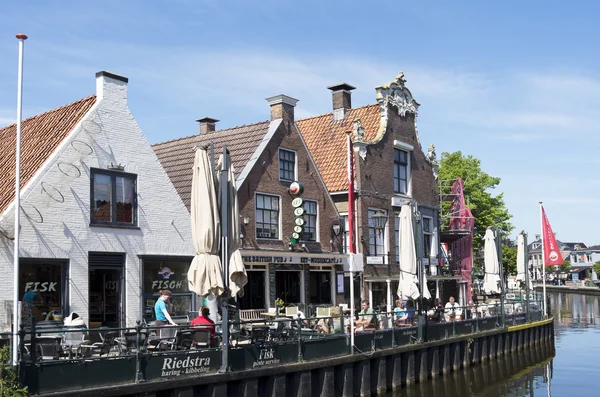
[388,292,599,397]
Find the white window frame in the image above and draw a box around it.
[301,199,319,242]
[393,141,412,197]
[394,212,400,264]
[254,192,282,240]
[278,148,297,182]
[368,208,389,264]
[422,216,434,259]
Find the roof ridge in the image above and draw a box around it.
[152,119,270,146]
[296,103,380,123]
[0,95,96,131]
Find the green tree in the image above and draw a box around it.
[502,241,518,276]
[560,259,571,273]
[438,151,513,251]
[594,261,600,277]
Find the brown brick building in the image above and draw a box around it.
[297,73,458,310]
[153,95,347,316]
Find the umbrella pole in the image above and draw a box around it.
[523,232,530,322]
[219,145,230,373]
[495,227,506,326]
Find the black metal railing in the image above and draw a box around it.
[8,297,546,395]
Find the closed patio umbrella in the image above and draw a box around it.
[483,228,501,294]
[187,148,224,297]
[516,233,532,291]
[217,153,247,298]
[397,205,420,300]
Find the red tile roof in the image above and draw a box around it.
[152,121,271,210]
[296,104,381,192]
[0,95,96,214]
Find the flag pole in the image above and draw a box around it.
[219,145,230,373]
[12,33,27,367]
[540,202,547,319]
[346,131,355,354]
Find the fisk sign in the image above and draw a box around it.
[25,282,57,292]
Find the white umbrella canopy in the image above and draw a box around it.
[516,233,532,290]
[483,228,501,294]
[187,149,224,297]
[217,153,247,298]
[397,205,420,300]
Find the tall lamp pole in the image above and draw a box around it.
[12,33,27,367]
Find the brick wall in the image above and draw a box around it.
[237,111,344,254]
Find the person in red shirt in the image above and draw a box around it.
[190,307,216,346]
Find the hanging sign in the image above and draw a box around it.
[289,181,304,196]
[290,185,305,244]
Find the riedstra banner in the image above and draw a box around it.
[144,350,221,380]
[541,206,563,267]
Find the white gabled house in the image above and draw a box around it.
[0,71,194,330]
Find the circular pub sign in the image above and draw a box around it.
[289,181,304,196]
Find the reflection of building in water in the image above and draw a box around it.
[549,292,600,340]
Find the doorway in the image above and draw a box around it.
[89,253,125,328]
[275,271,301,304]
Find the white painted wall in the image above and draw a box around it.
[0,72,194,329]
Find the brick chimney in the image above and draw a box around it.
[327,83,355,121]
[196,117,219,134]
[266,94,298,121]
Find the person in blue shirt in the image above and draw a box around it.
[396,300,415,326]
[154,290,177,326]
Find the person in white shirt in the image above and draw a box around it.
[444,296,463,321]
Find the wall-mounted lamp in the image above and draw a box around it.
[372,210,388,235]
[241,214,250,225]
[360,209,388,243]
[332,222,343,236]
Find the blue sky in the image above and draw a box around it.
[1,1,599,244]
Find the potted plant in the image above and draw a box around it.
[275,298,285,316]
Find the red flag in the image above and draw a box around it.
[541,206,563,266]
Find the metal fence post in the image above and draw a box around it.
[135,320,144,383]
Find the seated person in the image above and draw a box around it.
[427,298,444,322]
[191,307,216,346]
[396,300,415,326]
[444,296,463,321]
[355,300,376,332]
[393,300,406,321]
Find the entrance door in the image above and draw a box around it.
[89,253,125,328]
[275,271,301,304]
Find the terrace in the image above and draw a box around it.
[5,296,545,395]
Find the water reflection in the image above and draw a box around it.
[389,292,600,397]
[389,343,555,397]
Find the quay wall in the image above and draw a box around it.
[32,319,555,397]
[534,284,600,296]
